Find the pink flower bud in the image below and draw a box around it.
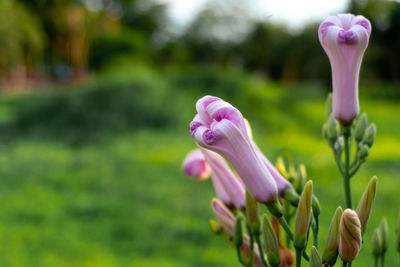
[319,14,371,125]
[201,147,246,211]
[191,96,278,204]
[211,199,265,267]
[182,149,211,180]
[339,209,362,262]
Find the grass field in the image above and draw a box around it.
[0,79,398,266]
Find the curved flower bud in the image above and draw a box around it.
[200,147,246,210]
[339,209,362,263]
[191,96,278,203]
[356,176,377,235]
[211,199,265,267]
[319,14,371,125]
[182,149,211,179]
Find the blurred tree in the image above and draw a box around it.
[0,0,45,89]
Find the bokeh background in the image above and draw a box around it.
[0,0,399,266]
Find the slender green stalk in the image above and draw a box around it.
[236,231,255,267]
[237,245,249,266]
[275,215,309,261]
[374,257,379,267]
[284,200,292,248]
[254,234,271,267]
[343,128,352,209]
[276,215,294,241]
[312,216,319,249]
[296,249,303,267]
[381,253,385,267]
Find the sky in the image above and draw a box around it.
[158,0,349,30]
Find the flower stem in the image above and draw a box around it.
[276,214,294,241]
[343,127,352,209]
[381,253,385,267]
[296,249,303,267]
[312,216,319,249]
[275,214,309,261]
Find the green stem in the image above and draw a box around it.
[284,200,292,248]
[342,261,348,267]
[276,215,309,261]
[236,231,255,267]
[374,256,379,267]
[276,215,294,241]
[343,127,352,209]
[254,234,271,267]
[312,216,319,249]
[296,249,303,267]
[237,245,249,266]
[381,253,385,267]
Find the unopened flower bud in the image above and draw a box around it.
[233,215,244,247]
[246,191,260,234]
[322,206,343,266]
[312,195,321,218]
[310,246,322,267]
[276,157,288,177]
[262,215,280,267]
[182,149,211,179]
[362,123,377,147]
[209,219,223,235]
[191,96,278,204]
[356,176,377,234]
[326,93,333,117]
[319,14,371,125]
[339,209,362,263]
[379,218,388,253]
[354,113,368,142]
[326,115,339,142]
[372,228,382,258]
[294,181,313,250]
[357,144,369,162]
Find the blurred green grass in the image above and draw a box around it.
[0,66,398,266]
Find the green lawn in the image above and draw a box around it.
[0,84,398,266]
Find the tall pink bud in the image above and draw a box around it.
[190,96,278,204]
[319,14,371,125]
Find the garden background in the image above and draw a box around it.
[0,0,399,266]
